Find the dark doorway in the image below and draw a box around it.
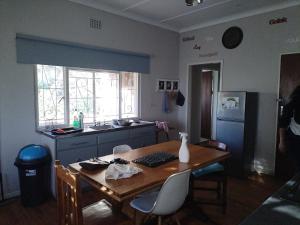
[189,63,221,144]
[275,53,300,180]
[201,71,213,139]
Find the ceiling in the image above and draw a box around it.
[69,0,300,33]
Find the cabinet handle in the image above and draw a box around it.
[72,141,89,146]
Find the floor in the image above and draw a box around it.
[0,174,284,225]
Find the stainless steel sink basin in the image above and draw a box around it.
[89,124,114,130]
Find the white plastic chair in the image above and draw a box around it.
[130,169,191,225]
[112,144,132,154]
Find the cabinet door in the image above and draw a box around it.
[130,135,156,149]
[143,135,156,147]
[130,126,155,138]
[98,140,131,157]
[129,126,156,149]
[56,146,97,166]
[129,138,144,149]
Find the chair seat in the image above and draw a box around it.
[192,163,224,178]
[83,199,128,225]
[130,191,159,214]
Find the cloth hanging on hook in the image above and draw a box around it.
[162,91,170,113]
[176,90,185,106]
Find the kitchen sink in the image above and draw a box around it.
[89,124,114,130]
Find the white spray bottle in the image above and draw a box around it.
[178,132,190,163]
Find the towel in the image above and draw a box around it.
[155,121,169,133]
[105,164,143,180]
[176,90,185,106]
[162,91,170,113]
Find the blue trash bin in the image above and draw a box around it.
[14,145,51,207]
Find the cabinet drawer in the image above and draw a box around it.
[56,146,97,166]
[98,130,130,144]
[57,135,97,151]
[130,126,155,138]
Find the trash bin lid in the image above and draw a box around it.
[18,144,49,161]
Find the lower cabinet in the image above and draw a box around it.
[57,146,97,166]
[97,130,131,156]
[129,126,156,149]
[98,140,132,156]
[129,135,156,149]
[97,125,156,156]
[56,125,156,164]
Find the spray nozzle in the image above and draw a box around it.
[179,132,188,140]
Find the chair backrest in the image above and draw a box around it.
[55,160,83,225]
[206,140,227,152]
[151,169,191,216]
[112,144,132,154]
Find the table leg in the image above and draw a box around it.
[183,199,219,224]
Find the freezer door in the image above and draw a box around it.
[217,92,246,122]
[216,119,245,177]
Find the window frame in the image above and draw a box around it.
[34,65,140,130]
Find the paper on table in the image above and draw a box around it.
[105,164,143,180]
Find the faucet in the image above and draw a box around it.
[94,121,101,127]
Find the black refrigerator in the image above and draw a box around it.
[216,91,257,177]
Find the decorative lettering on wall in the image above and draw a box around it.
[193,44,201,50]
[199,52,218,58]
[182,36,195,42]
[205,36,214,42]
[269,17,287,25]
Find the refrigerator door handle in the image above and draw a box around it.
[280,105,284,116]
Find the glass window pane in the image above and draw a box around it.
[36,65,65,127]
[95,72,119,121]
[121,72,138,118]
[69,70,94,124]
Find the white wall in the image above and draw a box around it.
[178,6,300,174]
[0,0,179,197]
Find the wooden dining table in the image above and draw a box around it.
[69,140,230,204]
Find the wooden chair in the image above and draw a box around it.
[191,140,228,213]
[55,160,127,225]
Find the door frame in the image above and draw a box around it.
[274,52,300,175]
[186,60,223,140]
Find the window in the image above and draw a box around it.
[36,65,65,127]
[36,65,139,128]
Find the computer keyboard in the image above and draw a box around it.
[133,151,178,167]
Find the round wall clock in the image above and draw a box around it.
[222,26,243,49]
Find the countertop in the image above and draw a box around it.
[39,121,155,139]
[239,173,300,225]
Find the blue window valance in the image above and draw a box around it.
[16,33,150,74]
